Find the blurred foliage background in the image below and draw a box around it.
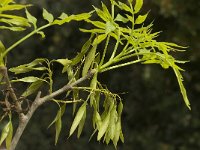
[1,0,200,149]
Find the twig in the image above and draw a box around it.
[0,66,22,113]
[10,69,96,150]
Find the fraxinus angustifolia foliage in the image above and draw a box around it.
[0,0,190,149]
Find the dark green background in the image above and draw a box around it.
[1,0,200,149]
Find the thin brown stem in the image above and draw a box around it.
[10,69,96,150]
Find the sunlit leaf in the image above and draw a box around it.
[173,66,191,110]
[93,34,107,45]
[5,121,13,149]
[97,112,110,141]
[42,8,54,23]
[0,26,25,31]
[77,109,86,138]
[25,9,37,29]
[105,21,116,34]
[79,28,105,34]
[134,0,143,14]
[55,109,62,145]
[117,2,133,13]
[71,34,94,66]
[0,121,10,145]
[85,19,105,29]
[113,117,121,148]
[0,4,29,12]
[69,102,87,136]
[101,2,112,19]
[115,14,129,23]
[58,12,68,19]
[0,0,13,6]
[82,45,97,77]
[37,31,46,38]
[22,80,44,97]
[135,13,148,24]
[14,76,43,83]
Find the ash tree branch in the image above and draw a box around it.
[0,66,22,114]
[10,69,96,150]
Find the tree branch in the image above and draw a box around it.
[0,66,22,113]
[10,69,96,150]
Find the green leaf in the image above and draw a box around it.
[85,20,105,29]
[113,117,121,148]
[42,8,54,23]
[109,106,117,140]
[134,0,143,14]
[0,121,10,145]
[5,121,13,149]
[101,2,112,19]
[82,45,97,77]
[69,102,87,136]
[93,110,102,129]
[55,59,72,67]
[97,112,110,141]
[120,130,124,143]
[48,104,66,128]
[105,21,116,34]
[77,109,86,138]
[9,58,47,74]
[135,13,148,24]
[0,26,25,31]
[118,101,123,116]
[21,80,44,97]
[58,13,68,19]
[55,109,62,145]
[0,4,29,12]
[173,66,191,110]
[0,18,30,27]
[93,34,107,45]
[0,41,5,53]
[93,6,108,22]
[71,34,94,66]
[15,76,42,83]
[79,28,105,34]
[0,0,13,6]
[117,2,133,13]
[115,14,129,23]
[53,12,92,25]
[37,31,46,38]
[25,9,37,29]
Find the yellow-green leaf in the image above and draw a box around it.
[0,122,10,145]
[134,0,143,14]
[115,14,129,23]
[16,76,42,83]
[55,109,62,145]
[77,109,86,138]
[135,13,148,24]
[71,34,94,66]
[105,21,116,34]
[97,112,110,141]
[22,80,44,97]
[113,118,121,148]
[69,102,87,136]
[5,121,13,149]
[93,34,107,45]
[173,67,191,110]
[43,8,54,23]
[0,26,25,31]
[25,9,37,29]
[82,45,97,77]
